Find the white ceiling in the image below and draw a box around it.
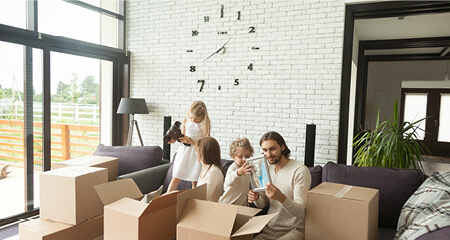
[355,12,450,56]
[355,13,450,40]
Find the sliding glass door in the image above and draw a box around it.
[0,0,127,225]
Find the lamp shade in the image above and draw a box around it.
[117,98,149,114]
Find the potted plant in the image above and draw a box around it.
[352,100,430,169]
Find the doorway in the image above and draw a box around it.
[401,88,450,157]
[339,1,450,164]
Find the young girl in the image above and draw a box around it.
[196,136,225,202]
[167,101,211,193]
[219,137,254,206]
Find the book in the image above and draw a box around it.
[246,155,272,192]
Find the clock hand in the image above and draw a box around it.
[203,38,232,62]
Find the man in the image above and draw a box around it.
[248,131,311,240]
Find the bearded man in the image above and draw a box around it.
[248,131,311,240]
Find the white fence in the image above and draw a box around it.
[0,101,99,123]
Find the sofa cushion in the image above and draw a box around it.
[322,162,425,228]
[416,227,450,240]
[308,165,322,189]
[94,144,162,176]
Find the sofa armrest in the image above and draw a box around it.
[117,162,171,194]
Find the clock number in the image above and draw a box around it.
[247,63,253,71]
[237,11,241,20]
[234,79,239,86]
[197,80,205,92]
[248,26,256,33]
[218,85,221,90]
[192,30,199,36]
[190,66,196,72]
[204,16,209,22]
[220,5,224,18]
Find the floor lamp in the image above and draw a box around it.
[117,98,149,146]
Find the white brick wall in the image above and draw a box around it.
[126,0,345,165]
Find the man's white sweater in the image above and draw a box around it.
[254,159,311,233]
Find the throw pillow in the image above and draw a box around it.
[94,144,162,175]
[395,171,450,240]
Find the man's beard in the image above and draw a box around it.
[267,152,282,165]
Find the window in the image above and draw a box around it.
[403,93,427,140]
[0,0,127,225]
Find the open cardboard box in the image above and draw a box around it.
[94,178,206,240]
[305,182,379,240]
[52,155,118,182]
[177,197,276,240]
[19,214,103,240]
[40,166,108,225]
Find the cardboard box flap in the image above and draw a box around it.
[106,197,149,216]
[142,189,187,215]
[236,205,261,217]
[177,184,207,221]
[94,178,143,206]
[231,214,277,237]
[178,198,238,237]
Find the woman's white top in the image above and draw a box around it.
[197,164,224,202]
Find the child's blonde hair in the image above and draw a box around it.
[188,101,211,137]
[229,137,254,158]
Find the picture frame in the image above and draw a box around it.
[246,155,272,192]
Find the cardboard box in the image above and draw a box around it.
[52,156,119,182]
[177,198,276,240]
[94,178,206,240]
[19,214,103,240]
[305,182,379,240]
[40,166,108,225]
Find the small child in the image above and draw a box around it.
[167,101,211,193]
[196,136,225,202]
[218,137,254,206]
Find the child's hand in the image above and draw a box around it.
[248,190,259,203]
[179,136,195,145]
[237,162,251,176]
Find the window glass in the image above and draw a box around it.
[83,0,119,14]
[438,93,450,142]
[38,0,118,47]
[404,93,427,140]
[0,0,26,29]
[0,41,43,218]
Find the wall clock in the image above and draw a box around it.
[187,5,258,92]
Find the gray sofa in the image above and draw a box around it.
[119,158,449,240]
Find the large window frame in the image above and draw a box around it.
[0,0,129,226]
